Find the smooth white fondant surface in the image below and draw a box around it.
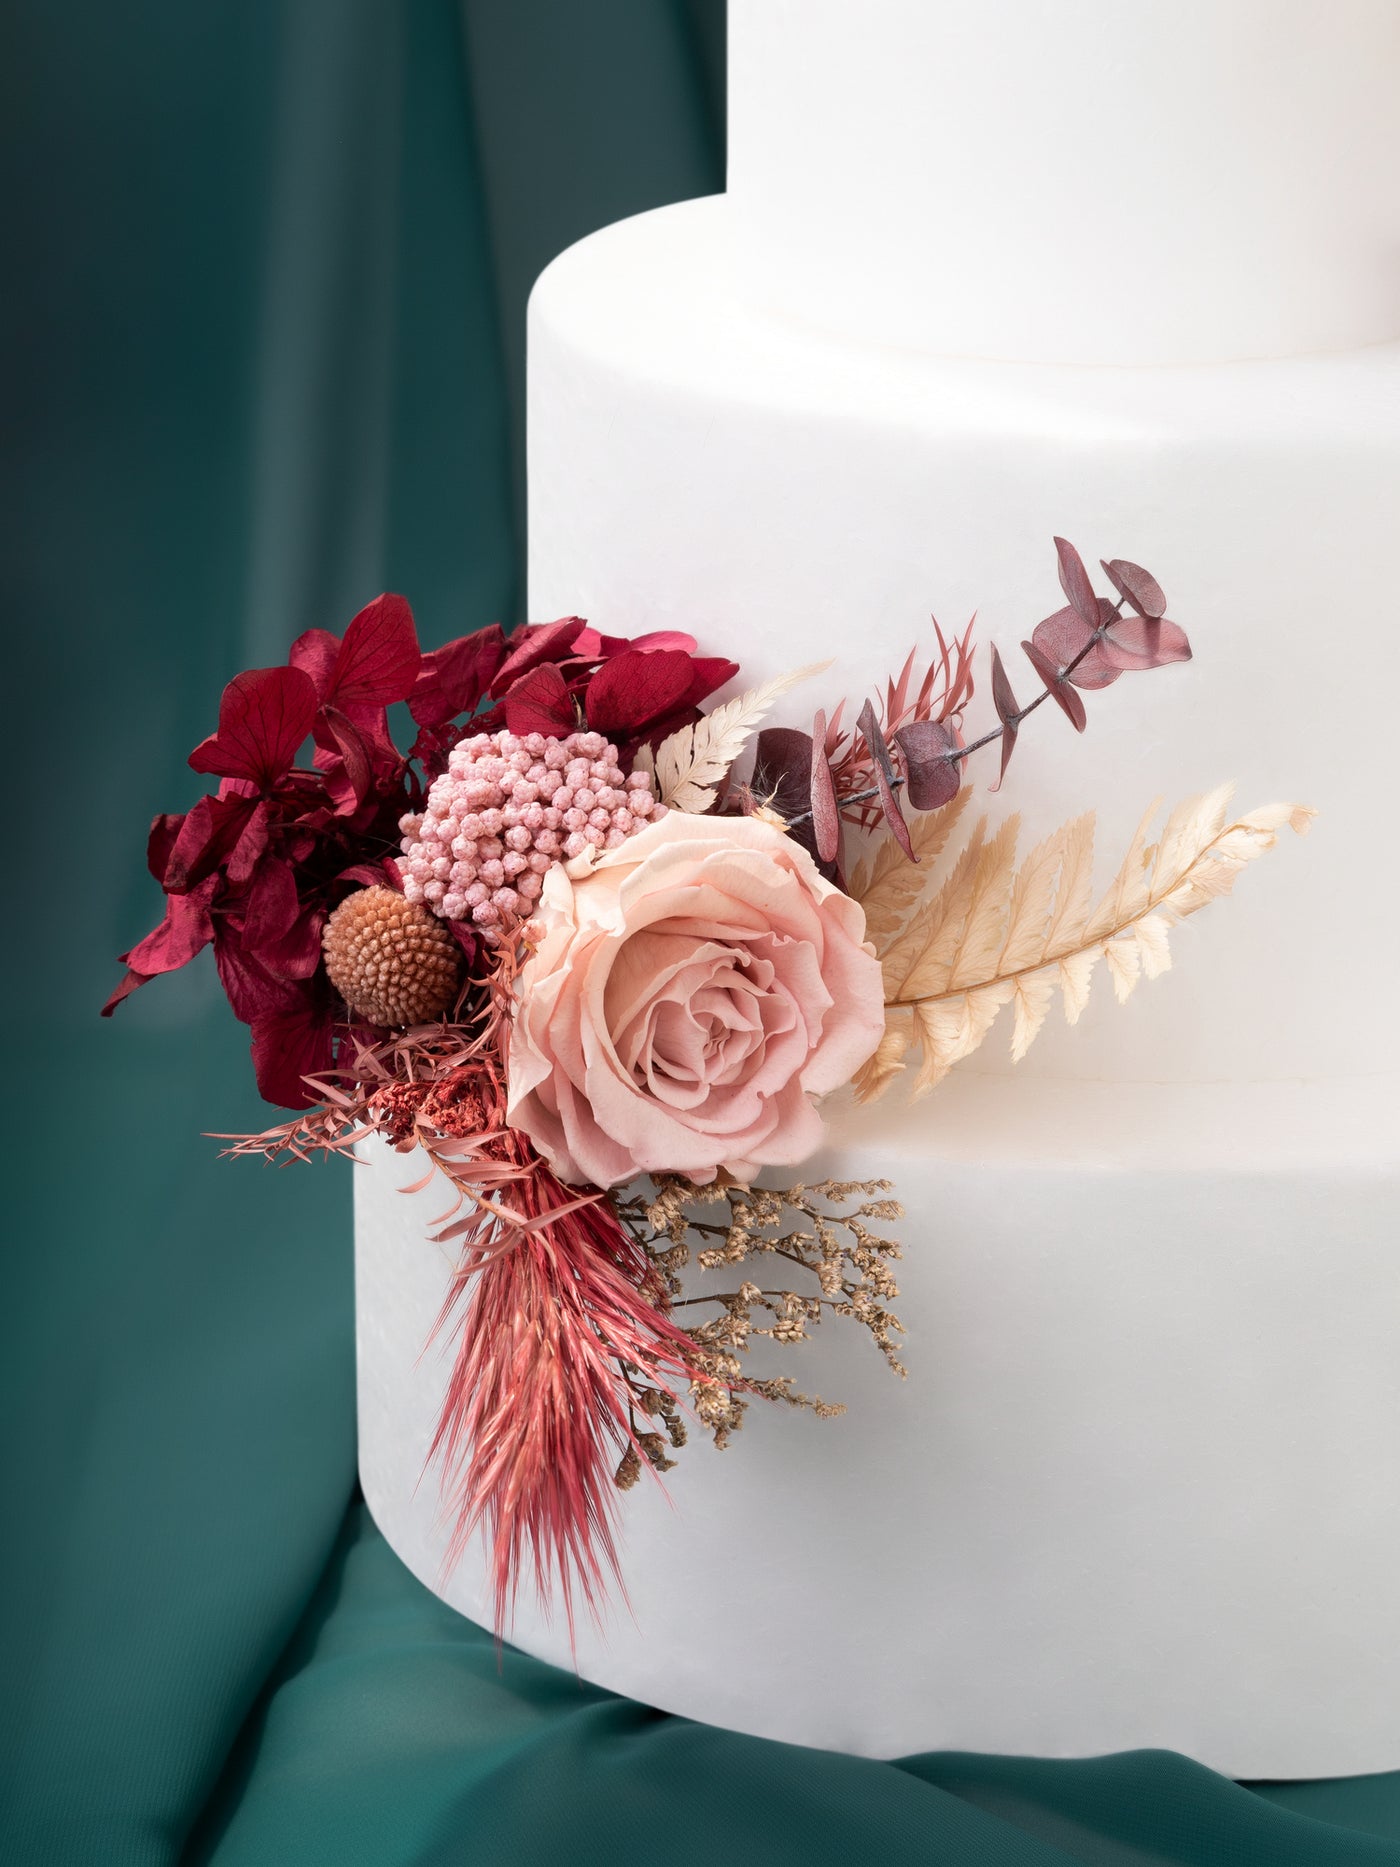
[730,0,1400,363]
[357,1076,1400,1773]
[526,196,1400,1088]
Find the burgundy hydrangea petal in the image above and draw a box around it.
[288,627,342,700]
[146,813,185,884]
[894,719,962,809]
[314,705,374,813]
[1031,603,1122,691]
[1099,614,1193,671]
[257,904,326,981]
[585,649,698,736]
[117,876,218,982]
[572,626,698,659]
[241,857,301,948]
[677,655,741,711]
[163,793,259,893]
[502,662,575,736]
[224,800,272,888]
[249,996,336,1108]
[381,855,405,890]
[101,969,149,1015]
[188,665,319,790]
[328,593,420,707]
[492,618,588,690]
[409,624,508,727]
[445,919,480,966]
[214,927,305,1024]
[335,861,390,892]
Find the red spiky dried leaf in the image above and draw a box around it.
[894,718,962,810]
[809,710,840,865]
[188,665,319,791]
[1021,638,1088,730]
[1101,557,1167,619]
[856,699,914,860]
[1054,536,1100,632]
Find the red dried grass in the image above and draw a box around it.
[221,967,700,1636]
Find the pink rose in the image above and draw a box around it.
[506,813,886,1187]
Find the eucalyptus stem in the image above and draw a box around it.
[790,595,1126,827]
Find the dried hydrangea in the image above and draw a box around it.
[399,728,661,937]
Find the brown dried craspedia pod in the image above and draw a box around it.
[322,885,462,1027]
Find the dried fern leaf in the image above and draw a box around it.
[911,983,1014,1095]
[1081,795,1164,943]
[889,820,987,1001]
[948,817,1021,991]
[1010,972,1058,1061]
[653,661,830,813]
[1041,812,1095,953]
[852,1014,914,1102]
[870,788,1312,1095]
[850,791,971,950]
[1057,948,1099,1024]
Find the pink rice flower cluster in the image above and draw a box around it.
[399,728,662,935]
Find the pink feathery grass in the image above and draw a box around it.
[220,994,702,1638]
[428,1157,697,1640]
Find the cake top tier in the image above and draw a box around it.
[728,0,1400,365]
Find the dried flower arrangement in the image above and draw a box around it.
[106,539,1310,1629]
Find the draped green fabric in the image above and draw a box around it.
[2,5,1395,1862]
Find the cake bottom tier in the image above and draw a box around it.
[355,1073,1399,1776]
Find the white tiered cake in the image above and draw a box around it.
[358,1,1400,1774]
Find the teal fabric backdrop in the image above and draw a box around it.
[1,5,1395,1862]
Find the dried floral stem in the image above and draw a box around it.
[794,598,1127,827]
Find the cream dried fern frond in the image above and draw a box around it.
[854,788,1314,1101]
[652,661,830,813]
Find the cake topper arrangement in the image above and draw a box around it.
[105,539,1310,1630]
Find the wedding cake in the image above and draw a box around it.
[356,0,1400,1773]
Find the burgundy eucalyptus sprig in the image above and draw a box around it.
[783,539,1191,860]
